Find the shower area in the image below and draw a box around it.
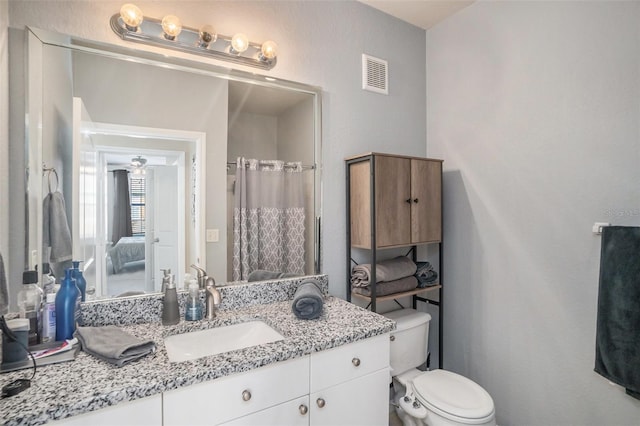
[226,82,317,281]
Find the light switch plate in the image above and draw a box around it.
[206,229,219,242]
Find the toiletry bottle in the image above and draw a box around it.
[17,270,43,345]
[55,269,80,340]
[71,260,87,302]
[162,274,180,325]
[185,282,203,321]
[41,292,57,343]
[41,262,56,294]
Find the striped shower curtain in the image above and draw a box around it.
[232,157,305,281]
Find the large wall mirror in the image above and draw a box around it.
[26,27,322,298]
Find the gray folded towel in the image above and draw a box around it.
[248,269,300,282]
[415,261,438,288]
[352,276,418,297]
[292,279,324,320]
[43,191,72,264]
[75,325,156,367]
[351,256,417,287]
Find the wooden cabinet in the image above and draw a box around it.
[348,153,441,249]
[346,152,443,366]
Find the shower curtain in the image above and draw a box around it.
[233,157,306,281]
[111,169,133,245]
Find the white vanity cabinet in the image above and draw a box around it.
[53,394,162,425]
[163,356,310,425]
[308,333,390,426]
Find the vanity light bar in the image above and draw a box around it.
[110,5,278,70]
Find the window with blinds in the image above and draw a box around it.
[130,175,146,235]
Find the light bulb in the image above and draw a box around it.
[260,40,278,61]
[230,33,249,54]
[198,24,217,48]
[120,3,143,30]
[161,15,182,40]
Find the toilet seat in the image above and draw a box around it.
[412,370,495,425]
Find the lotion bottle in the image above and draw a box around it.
[162,274,180,326]
[55,269,80,340]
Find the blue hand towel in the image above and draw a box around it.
[595,226,640,399]
[291,279,324,320]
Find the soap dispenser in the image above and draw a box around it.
[162,273,180,326]
[185,282,203,321]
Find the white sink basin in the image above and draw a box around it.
[164,321,285,362]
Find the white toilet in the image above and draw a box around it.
[384,309,496,426]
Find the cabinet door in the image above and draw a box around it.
[53,394,162,426]
[309,369,389,426]
[163,356,310,425]
[220,396,310,426]
[410,159,442,244]
[374,155,411,247]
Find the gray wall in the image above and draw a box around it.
[0,1,8,280]
[7,0,428,298]
[426,1,640,424]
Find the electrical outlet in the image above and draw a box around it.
[206,229,219,242]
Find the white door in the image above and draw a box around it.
[72,97,101,295]
[149,165,183,291]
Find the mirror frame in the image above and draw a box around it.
[25,26,323,292]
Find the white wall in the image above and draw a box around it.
[7,0,427,297]
[426,1,640,424]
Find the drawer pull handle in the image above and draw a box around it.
[316,398,326,408]
[242,390,252,401]
[299,404,308,415]
[352,357,361,367]
[390,335,396,341]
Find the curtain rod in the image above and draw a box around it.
[226,161,315,170]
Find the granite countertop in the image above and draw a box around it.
[0,296,395,426]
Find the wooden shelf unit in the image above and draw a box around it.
[345,152,444,368]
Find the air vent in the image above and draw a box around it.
[362,54,388,95]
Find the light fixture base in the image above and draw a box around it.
[110,14,277,70]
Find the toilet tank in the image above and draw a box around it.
[383,309,431,376]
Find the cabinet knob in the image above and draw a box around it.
[316,398,326,408]
[390,335,396,341]
[413,198,419,203]
[242,390,252,401]
[299,404,308,415]
[406,198,412,204]
[352,357,361,367]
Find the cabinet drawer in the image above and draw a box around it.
[310,334,389,392]
[220,396,310,426]
[53,394,162,426]
[163,356,310,425]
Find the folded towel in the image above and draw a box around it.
[0,251,9,315]
[248,269,300,282]
[291,279,324,320]
[75,325,156,367]
[595,226,640,400]
[351,256,417,287]
[352,276,418,297]
[43,191,72,264]
[415,262,438,288]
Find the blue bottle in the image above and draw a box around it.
[55,269,80,341]
[72,260,87,302]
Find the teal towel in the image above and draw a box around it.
[594,226,640,399]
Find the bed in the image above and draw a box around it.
[108,236,145,274]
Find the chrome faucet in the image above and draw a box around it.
[190,264,207,289]
[204,276,222,319]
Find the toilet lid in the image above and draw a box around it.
[412,370,495,424]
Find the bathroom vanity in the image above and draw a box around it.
[0,276,394,426]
